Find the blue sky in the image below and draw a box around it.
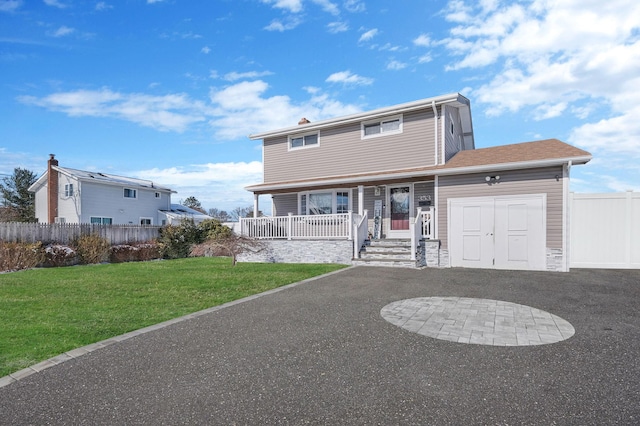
[1,0,639,213]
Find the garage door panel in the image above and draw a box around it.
[462,235,482,261]
[450,195,546,271]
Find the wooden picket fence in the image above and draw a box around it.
[0,222,162,245]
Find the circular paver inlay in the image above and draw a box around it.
[381,297,575,346]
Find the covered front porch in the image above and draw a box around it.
[238,207,436,265]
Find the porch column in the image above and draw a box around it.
[358,185,364,216]
[253,193,259,218]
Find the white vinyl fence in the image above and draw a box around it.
[0,222,162,245]
[570,192,640,269]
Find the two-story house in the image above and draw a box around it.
[29,155,209,225]
[241,93,592,271]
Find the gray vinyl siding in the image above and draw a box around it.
[437,167,564,249]
[263,109,438,183]
[443,105,464,163]
[414,181,435,209]
[79,181,171,225]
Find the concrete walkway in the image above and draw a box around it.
[0,266,639,425]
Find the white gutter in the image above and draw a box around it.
[246,155,592,193]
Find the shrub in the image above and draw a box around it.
[74,234,111,265]
[110,242,162,263]
[159,219,233,259]
[0,241,45,272]
[43,244,78,267]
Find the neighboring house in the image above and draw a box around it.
[160,204,213,225]
[242,93,592,271]
[28,155,209,225]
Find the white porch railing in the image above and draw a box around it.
[240,211,364,241]
[354,209,369,258]
[410,207,435,261]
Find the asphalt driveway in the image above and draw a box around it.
[1,266,639,425]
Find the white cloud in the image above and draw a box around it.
[325,70,374,85]
[358,28,378,42]
[261,0,303,13]
[439,0,640,157]
[327,21,348,33]
[264,16,303,32]
[51,26,75,37]
[18,89,208,133]
[18,81,361,144]
[0,0,22,12]
[201,46,211,54]
[312,0,339,15]
[223,70,274,81]
[136,161,264,212]
[386,60,407,71]
[95,2,112,11]
[413,34,431,47]
[147,0,164,4]
[344,0,365,13]
[43,0,67,8]
[418,54,432,64]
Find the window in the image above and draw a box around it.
[64,183,74,197]
[299,190,350,215]
[336,191,349,214]
[140,218,152,225]
[90,217,112,225]
[449,113,455,135]
[124,188,137,198]
[289,132,319,150]
[155,192,161,198]
[361,115,403,139]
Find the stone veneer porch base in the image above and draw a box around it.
[237,239,565,272]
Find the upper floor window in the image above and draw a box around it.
[289,132,319,150]
[124,188,137,199]
[155,192,161,198]
[361,115,403,139]
[64,183,74,197]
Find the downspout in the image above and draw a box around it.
[563,160,572,272]
[431,101,438,165]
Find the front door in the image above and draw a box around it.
[388,185,411,238]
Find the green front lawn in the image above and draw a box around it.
[0,258,346,378]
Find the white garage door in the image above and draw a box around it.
[449,194,546,271]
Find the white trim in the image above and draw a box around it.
[386,183,413,238]
[288,131,320,151]
[361,114,403,140]
[562,161,571,272]
[246,155,592,193]
[434,175,439,240]
[440,107,446,165]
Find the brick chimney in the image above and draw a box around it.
[298,117,310,125]
[47,154,58,224]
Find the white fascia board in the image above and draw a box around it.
[245,155,591,193]
[436,155,592,177]
[249,93,468,140]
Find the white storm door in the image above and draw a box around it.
[494,196,546,270]
[449,199,495,268]
[387,185,412,238]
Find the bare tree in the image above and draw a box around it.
[192,234,264,266]
[208,208,231,222]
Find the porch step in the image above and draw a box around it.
[354,239,419,268]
